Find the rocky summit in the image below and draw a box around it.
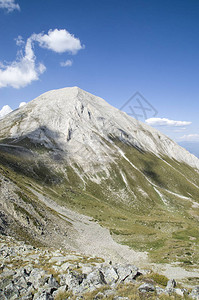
[0,87,199,299]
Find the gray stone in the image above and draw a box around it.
[59,262,72,272]
[0,277,12,290]
[94,289,115,299]
[13,275,28,289]
[116,265,139,283]
[190,287,199,299]
[4,282,19,299]
[20,294,34,300]
[52,285,68,297]
[81,268,105,292]
[34,291,53,300]
[138,283,155,293]
[1,269,16,278]
[115,264,138,282]
[156,286,168,295]
[100,266,118,285]
[0,290,7,300]
[47,274,59,288]
[166,279,176,289]
[175,288,187,296]
[28,269,47,289]
[63,270,86,294]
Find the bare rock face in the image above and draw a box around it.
[0,86,199,172]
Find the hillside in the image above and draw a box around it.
[0,87,199,285]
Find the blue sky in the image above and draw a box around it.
[0,0,199,144]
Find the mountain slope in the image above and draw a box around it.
[0,87,199,270]
[0,87,199,171]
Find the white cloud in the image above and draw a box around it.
[173,127,187,132]
[0,101,28,118]
[0,0,20,12]
[179,134,199,142]
[60,59,73,67]
[0,37,46,89]
[31,29,83,54]
[15,35,24,46]
[146,117,192,127]
[19,101,26,107]
[0,105,13,118]
[0,29,83,89]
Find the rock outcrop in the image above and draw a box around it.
[0,236,197,299]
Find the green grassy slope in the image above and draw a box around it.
[0,138,199,269]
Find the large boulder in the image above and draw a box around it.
[115,264,138,283]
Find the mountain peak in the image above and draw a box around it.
[0,87,199,172]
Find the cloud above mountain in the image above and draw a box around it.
[31,29,83,54]
[0,105,13,118]
[0,29,83,89]
[19,102,26,108]
[0,101,27,118]
[179,134,199,142]
[0,37,46,89]
[146,117,191,127]
[0,0,20,12]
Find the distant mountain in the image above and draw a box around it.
[179,141,199,158]
[0,87,199,268]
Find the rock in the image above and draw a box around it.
[80,270,104,294]
[13,275,28,289]
[175,288,187,296]
[81,265,93,274]
[20,294,34,300]
[47,274,59,288]
[83,268,106,291]
[59,261,72,272]
[166,279,177,289]
[103,289,115,297]
[0,277,13,290]
[0,269,16,278]
[58,274,69,286]
[63,270,86,294]
[34,290,54,300]
[190,287,199,299]
[138,283,155,293]
[4,282,19,299]
[156,286,168,295]
[100,265,118,285]
[28,269,47,289]
[115,264,138,282]
[0,290,7,300]
[139,269,151,275]
[52,285,68,298]
[94,291,104,299]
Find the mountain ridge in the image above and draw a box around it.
[0,86,199,277]
[0,86,199,172]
